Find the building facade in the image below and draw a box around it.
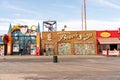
[42,31,97,55]
[0,35,5,56]
[5,24,41,56]
[97,29,120,56]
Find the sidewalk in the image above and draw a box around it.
[0,54,119,80]
[0,54,105,59]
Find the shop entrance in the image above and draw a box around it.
[110,44,117,50]
[12,35,36,55]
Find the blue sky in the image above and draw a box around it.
[0,0,120,34]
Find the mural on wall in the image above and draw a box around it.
[42,31,96,55]
[85,43,95,54]
[47,33,52,41]
[13,42,19,52]
[0,36,4,56]
[11,25,37,55]
[58,43,71,55]
[45,43,54,55]
[0,45,4,56]
[11,25,37,35]
[74,43,95,55]
[30,43,36,55]
[0,36,3,42]
[74,43,83,55]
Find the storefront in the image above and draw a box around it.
[6,24,40,56]
[0,35,5,56]
[42,31,97,55]
[97,30,120,56]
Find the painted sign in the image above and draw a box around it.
[57,32,93,42]
[100,32,111,38]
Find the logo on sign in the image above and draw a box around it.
[100,32,111,38]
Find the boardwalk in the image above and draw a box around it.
[0,55,120,80]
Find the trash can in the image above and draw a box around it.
[53,55,58,63]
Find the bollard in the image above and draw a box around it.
[53,55,58,63]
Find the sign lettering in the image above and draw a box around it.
[58,32,93,42]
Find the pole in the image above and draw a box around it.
[106,49,109,57]
[84,0,87,30]
[81,5,83,31]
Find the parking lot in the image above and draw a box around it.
[0,55,120,80]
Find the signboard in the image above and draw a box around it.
[102,50,119,56]
[100,32,111,38]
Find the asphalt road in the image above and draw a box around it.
[0,55,120,80]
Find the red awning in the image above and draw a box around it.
[98,38,120,44]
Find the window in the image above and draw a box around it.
[110,44,117,50]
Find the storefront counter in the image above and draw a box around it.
[102,50,120,56]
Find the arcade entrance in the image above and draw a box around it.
[12,35,36,55]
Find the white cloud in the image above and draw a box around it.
[0,18,41,33]
[0,30,7,35]
[58,19,120,31]
[0,0,38,15]
[98,0,120,9]
[0,18,43,35]
[87,20,120,30]
[0,18,11,22]
[0,18,120,35]
[11,19,40,25]
[12,13,21,17]
[51,4,76,9]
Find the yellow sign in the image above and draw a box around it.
[100,32,111,37]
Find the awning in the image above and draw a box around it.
[98,38,120,44]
